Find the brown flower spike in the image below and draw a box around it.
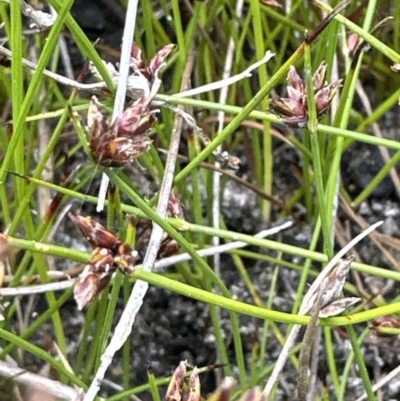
[90,42,176,101]
[165,362,200,401]
[165,361,264,401]
[69,213,137,309]
[270,61,342,128]
[125,42,176,99]
[87,96,156,167]
[130,43,176,88]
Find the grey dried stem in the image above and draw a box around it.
[297,256,355,401]
[355,363,400,401]
[263,220,383,398]
[0,361,78,401]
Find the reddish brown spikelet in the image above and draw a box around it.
[113,98,157,137]
[87,96,109,140]
[314,80,342,115]
[147,44,176,80]
[69,213,121,251]
[74,247,115,309]
[74,263,113,310]
[166,361,187,401]
[312,61,328,91]
[287,66,305,96]
[114,243,137,275]
[130,43,145,71]
[136,221,180,260]
[70,214,137,308]
[89,247,115,272]
[87,96,156,167]
[269,62,342,128]
[184,368,201,401]
[130,42,176,84]
[157,235,180,259]
[135,192,183,260]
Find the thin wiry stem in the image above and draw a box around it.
[0,222,293,297]
[174,51,274,98]
[0,45,274,108]
[213,0,244,384]
[0,45,106,91]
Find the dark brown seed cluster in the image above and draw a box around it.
[130,43,176,88]
[269,61,342,128]
[70,193,184,309]
[88,96,156,167]
[87,43,176,167]
[166,361,264,401]
[165,361,199,401]
[69,213,138,310]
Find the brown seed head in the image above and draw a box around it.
[74,266,113,310]
[269,62,342,128]
[71,214,137,308]
[113,98,157,138]
[206,377,235,401]
[87,96,156,167]
[69,213,121,251]
[184,368,201,401]
[166,361,187,401]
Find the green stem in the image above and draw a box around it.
[346,324,376,400]
[303,42,333,257]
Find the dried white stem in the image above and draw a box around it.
[263,220,383,398]
[0,361,79,401]
[83,0,140,398]
[0,45,108,91]
[355,363,400,401]
[95,0,140,213]
[213,0,244,259]
[0,279,73,296]
[173,50,275,98]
